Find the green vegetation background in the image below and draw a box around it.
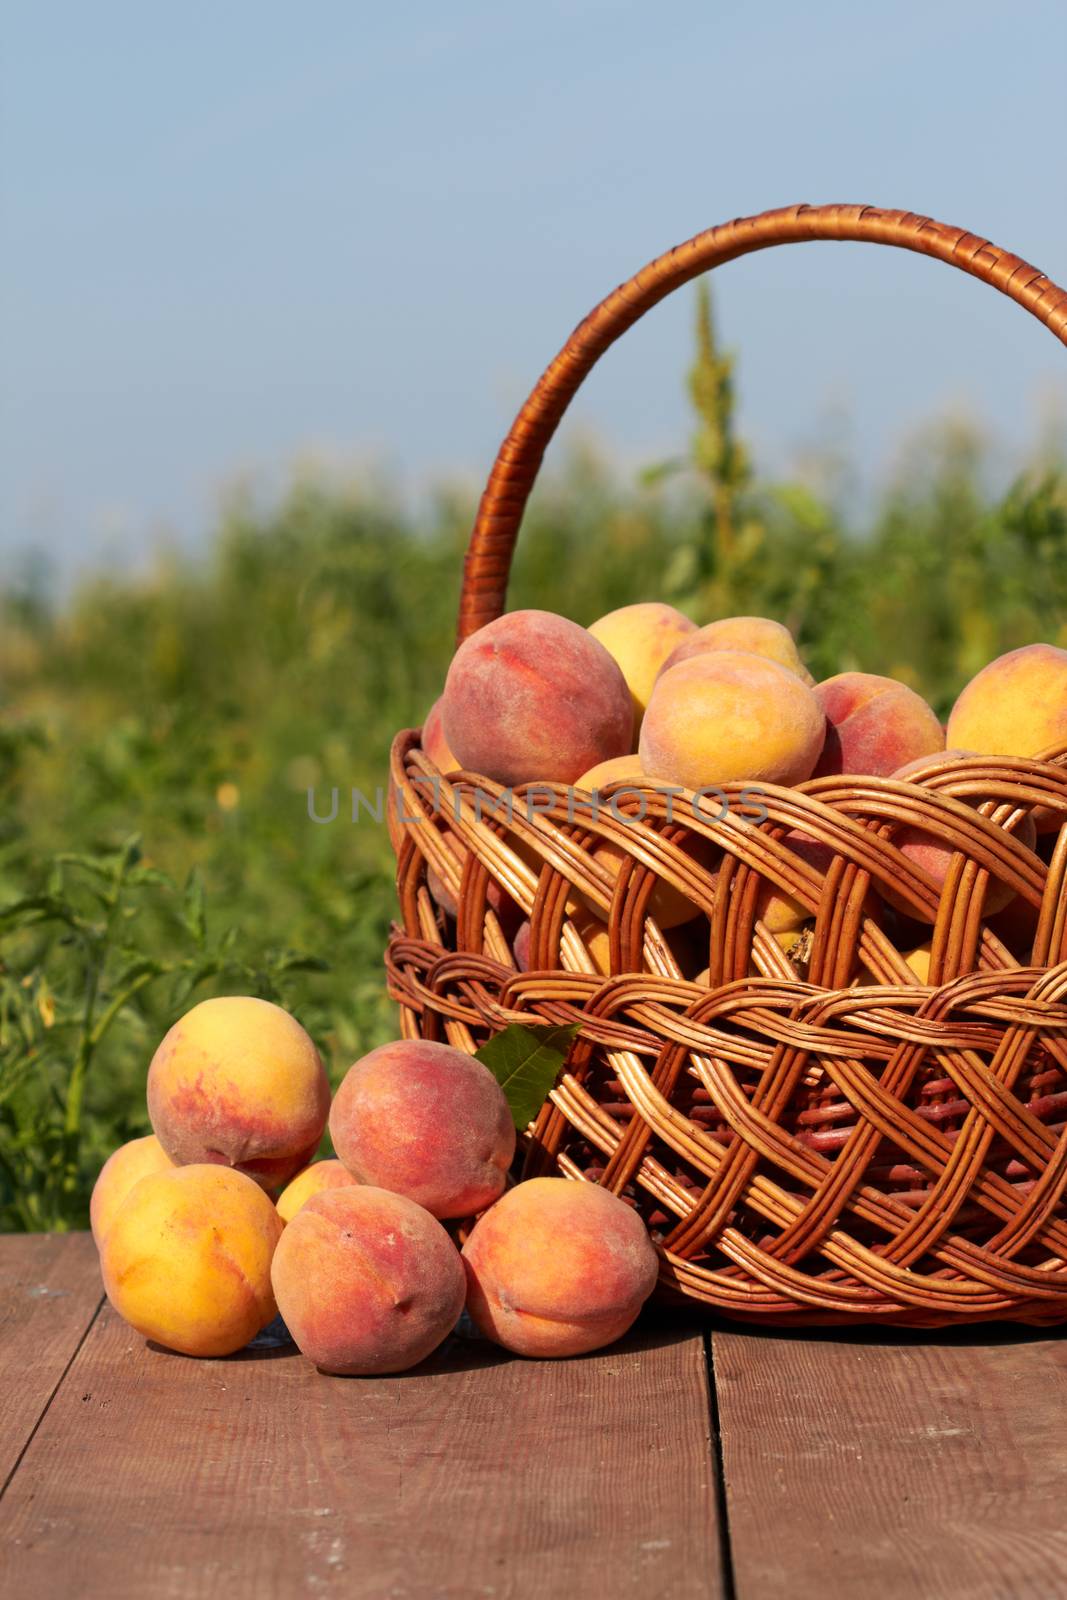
[2,289,1066,1229]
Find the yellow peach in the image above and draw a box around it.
[753,832,836,933]
[441,610,633,786]
[573,755,718,928]
[660,616,814,684]
[422,697,459,771]
[587,603,695,727]
[640,651,825,791]
[99,1164,282,1357]
[147,997,331,1193]
[276,1159,358,1224]
[575,754,646,791]
[90,1135,175,1247]
[947,643,1067,764]
[884,751,1038,920]
[567,909,614,974]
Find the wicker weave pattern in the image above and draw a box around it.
[385,205,1067,1325]
[387,738,1067,1324]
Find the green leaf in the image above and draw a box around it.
[475,1022,579,1130]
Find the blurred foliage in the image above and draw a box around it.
[1,288,1065,1229]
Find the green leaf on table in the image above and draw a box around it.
[475,1022,579,1130]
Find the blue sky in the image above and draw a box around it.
[3,0,1067,572]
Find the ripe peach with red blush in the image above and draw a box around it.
[329,1040,515,1219]
[813,672,943,778]
[271,1186,465,1375]
[441,610,634,787]
[462,1177,659,1358]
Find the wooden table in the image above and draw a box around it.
[2,1233,1065,1598]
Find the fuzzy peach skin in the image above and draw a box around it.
[660,616,814,685]
[329,1040,515,1219]
[640,651,825,791]
[440,609,633,787]
[882,750,1038,919]
[462,1178,659,1358]
[276,1159,358,1224]
[422,697,459,771]
[99,1164,282,1356]
[947,644,1067,829]
[271,1186,466,1375]
[587,603,695,727]
[812,672,943,778]
[90,1134,175,1247]
[147,997,331,1193]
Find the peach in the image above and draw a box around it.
[575,754,646,791]
[271,1186,465,1375]
[329,1040,515,1219]
[660,616,814,684]
[574,755,715,927]
[567,909,614,974]
[883,751,1037,920]
[587,603,695,726]
[147,997,331,1193]
[426,837,524,932]
[582,832,716,929]
[752,832,836,933]
[90,1134,175,1247]
[462,1177,659,1358]
[515,910,618,974]
[98,1164,282,1357]
[813,672,943,778]
[947,644,1067,810]
[513,918,533,971]
[276,1159,358,1224]
[422,697,458,771]
[640,651,825,791]
[441,609,633,786]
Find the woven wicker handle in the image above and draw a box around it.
[457,203,1067,642]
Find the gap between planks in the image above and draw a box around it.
[0,1232,104,1495]
[712,1320,1067,1600]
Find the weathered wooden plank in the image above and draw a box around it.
[2,1300,723,1600]
[713,1322,1067,1599]
[0,1232,103,1491]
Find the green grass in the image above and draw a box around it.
[1,291,1065,1230]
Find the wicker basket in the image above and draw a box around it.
[386,203,1067,1327]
